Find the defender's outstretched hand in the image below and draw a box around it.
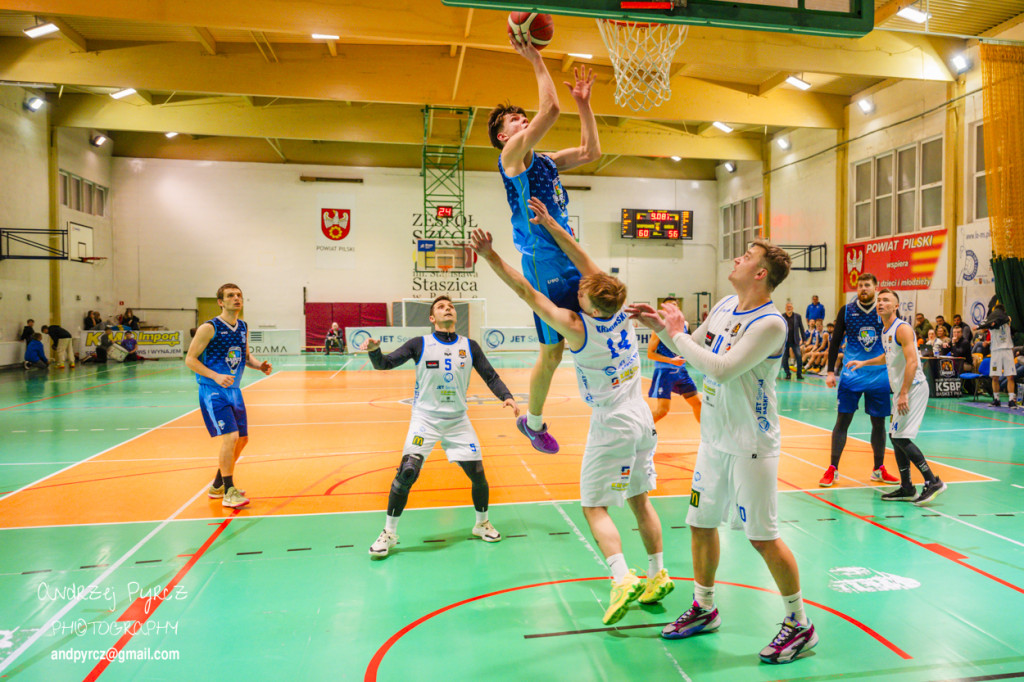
[625,303,666,334]
[564,65,594,102]
[503,397,521,417]
[470,229,495,259]
[360,338,381,352]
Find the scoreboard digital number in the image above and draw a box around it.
[621,208,693,240]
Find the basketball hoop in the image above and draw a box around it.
[596,19,688,112]
[79,256,107,265]
[438,265,453,274]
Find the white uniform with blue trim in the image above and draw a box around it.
[882,318,929,439]
[570,310,657,507]
[685,295,786,541]
[989,323,1015,377]
[405,333,481,462]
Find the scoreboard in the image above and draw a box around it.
[621,208,693,240]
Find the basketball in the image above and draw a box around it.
[507,12,554,49]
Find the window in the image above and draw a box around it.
[850,137,943,241]
[95,186,106,217]
[70,176,81,212]
[58,172,69,207]
[82,181,94,215]
[720,195,764,260]
[972,123,987,220]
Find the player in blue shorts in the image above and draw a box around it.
[820,273,898,487]
[487,33,601,455]
[185,283,272,509]
[647,298,701,424]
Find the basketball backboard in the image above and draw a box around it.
[442,0,873,38]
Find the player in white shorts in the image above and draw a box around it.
[975,302,1017,408]
[845,288,947,506]
[471,197,673,627]
[629,240,818,665]
[363,295,520,559]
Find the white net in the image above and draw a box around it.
[596,19,689,112]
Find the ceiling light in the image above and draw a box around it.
[896,6,930,22]
[777,136,791,150]
[568,53,593,59]
[952,54,970,73]
[110,88,136,100]
[165,132,178,139]
[671,155,681,161]
[90,134,108,147]
[712,121,733,133]
[785,75,811,90]
[724,161,736,173]
[311,33,339,40]
[23,22,59,38]
[24,96,44,112]
[857,97,875,114]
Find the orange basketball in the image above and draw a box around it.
[507,12,554,49]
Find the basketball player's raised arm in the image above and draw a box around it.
[547,67,601,171]
[501,39,560,169]
[185,323,232,387]
[365,337,424,370]
[527,197,601,277]
[470,228,586,349]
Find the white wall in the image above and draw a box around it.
[0,86,49,342]
[110,158,720,330]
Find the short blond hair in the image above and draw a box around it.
[579,273,627,316]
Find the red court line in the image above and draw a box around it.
[804,491,1024,595]
[82,511,239,682]
[0,368,175,411]
[364,576,910,681]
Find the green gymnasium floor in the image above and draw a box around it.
[0,354,1022,681]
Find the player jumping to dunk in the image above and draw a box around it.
[472,199,674,626]
[185,283,272,510]
[364,296,520,559]
[487,34,601,455]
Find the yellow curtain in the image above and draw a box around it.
[980,44,1024,258]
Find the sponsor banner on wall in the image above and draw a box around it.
[81,330,185,358]
[481,327,539,352]
[964,284,996,327]
[248,329,303,356]
[347,326,430,354]
[316,194,356,270]
[956,222,995,286]
[843,228,946,292]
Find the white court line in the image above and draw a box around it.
[922,508,1024,549]
[0,373,274,504]
[851,426,1024,435]
[0,483,210,675]
[1012,484,1024,490]
[329,356,353,380]
[160,413,595,429]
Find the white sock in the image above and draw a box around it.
[475,510,488,524]
[606,553,628,581]
[384,515,399,533]
[694,582,715,609]
[526,411,544,431]
[783,591,808,625]
[647,552,664,578]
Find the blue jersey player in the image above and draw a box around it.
[820,273,898,487]
[185,283,272,509]
[647,298,701,424]
[487,35,601,455]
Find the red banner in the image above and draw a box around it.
[843,228,946,292]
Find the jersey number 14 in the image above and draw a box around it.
[606,330,632,360]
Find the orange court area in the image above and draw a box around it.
[0,368,990,529]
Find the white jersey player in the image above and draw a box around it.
[629,240,818,665]
[846,288,946,506]
[363,295,520,559]
[471,197,672,627]
[975,303,1017,408]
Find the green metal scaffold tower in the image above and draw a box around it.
[422,106,475,240]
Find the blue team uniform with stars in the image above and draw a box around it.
[648,330,698,399]
[499,152,581,344]
[196,317,249,437]
[837,300,891,417]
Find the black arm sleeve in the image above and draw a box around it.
[368,337,423,370]
[468,340,513,401]
[827,306,846,372]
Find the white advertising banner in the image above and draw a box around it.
[480,327,539,352]
[81,329,185,358]
[248,329,303,356]
[347,327,430,354]
[315,193,356,270]
[964,284,996,327]
[957,222,995,287]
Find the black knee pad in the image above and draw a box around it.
[391,454,423,496]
